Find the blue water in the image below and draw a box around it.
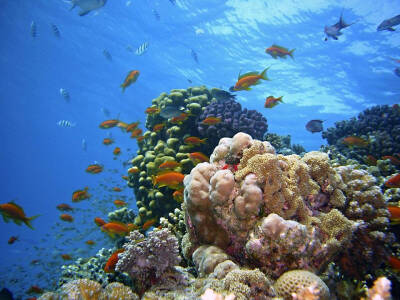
[0,0,399,297]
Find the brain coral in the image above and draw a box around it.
[197,98,268,147]
[183,132,391,278]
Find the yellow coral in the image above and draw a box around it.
[274,270,329,300]
[101,282,139,300]
[59,279,102,300]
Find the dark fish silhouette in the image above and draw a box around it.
[324,12,355,41]
[103,49,112,61]
[377,14,400,31]
[51,24,61,38]
[30,21,37,38]
[395,67,400,78]
[305,120,324,133]
[191,49,199,63]
[152,9,160,20]
[0,288,13,300]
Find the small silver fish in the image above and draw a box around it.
[152,9,160,21]
[135,42,149,55]
[191,49,199,63]
[57,120,76,127]
[60,88,70,101]
[51,24,60,38]
[82,138,87,151]
[69,0,107,16]
[103,49,112,61]
[30,21,37,38]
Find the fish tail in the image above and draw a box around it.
[279,96,284,103]
[25,215,39,229]
[289,49,295,59]
[120,84,126,93]
[260,67,270,81]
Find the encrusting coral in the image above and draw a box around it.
[183,132,391,279]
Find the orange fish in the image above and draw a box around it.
[121,175,129,180]
[116,121,129,130]
[128,167,140,174]
[142,218,157,231]
[159,161,180,169]
[27,285,43,294]
[121,70,140,92]
[131,128,143,138]
[136,135,145,142]
[265,44,295,59]
[172,190,184,203]
[184,136,207,146]
[103,138,114,145]
[86,240,95,245]
[60,213,73,222]
[72,187,90,202]
[386,174,400,188]
[126,122,140,132]
[101,222,131,238]
[387,205,400,223]
[145,107,160,115]
[94,217,106,227]
[113,147,121,155]
[8,236,18,244]
[86,164,103,174]
[264,96,283,108]
[233,68,270,91]
[0,202,38,229]
[388,256,400,271]
[61,254,72,260]
[382,155,400,166]
[99,120,120,129]
[113,187,122,192]
[170,113,190,124]
[189,152,209,163]
[342,136,369,148]
[202,116,221,125]
[153,123,165,132]
[364,155,377,166]
[114,200,127,207]
[152,171,185,190]
[104,249,124,273]
[56,203,73,211]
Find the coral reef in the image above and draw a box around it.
[264,133,306,155]
[183,132,391,279]
[116,228,181,294]
[197,98,268,147]
[322,105,400,166]
[274,269,330,300]
[108,207,136,224]
[58,248,131,287]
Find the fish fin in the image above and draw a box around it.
[289,49,295,59]
[79,9,91,16]
[260,67,270,81]
[245,87,252,91]
[120,84,126,93]
[24,215,39,229]
[1,213,10,223]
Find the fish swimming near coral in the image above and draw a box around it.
[305,120,324,133]
[135,42,148,56]
[56,203,74,211]
[189,152,209,163]
[72,187,90,202]
[104,249,124,273]
[103,138,114,145]
[145,107,160,115]
[233,68,270,91]
[60,88,70,101]
[103,49,112,61]
[114,200,126,207]
[51,24,61,38]
[121,70,140,92]
[159,161,180,169]
[202,116,221,125]
[342,136,369,148]
[184,136,207,146]
[30,21,37,38]
[57,120,76,127]
[60,213,74,222]
[68,0,107,16]
[170,112,190,124]
[94,217,106,227]
[86,163,103,174]
[113,147,121,155]
[101,222,132,238]
[385,173,400,188]
[387,205,400,224]
[324,11,355,41]
[0,202,38,229]
[160,105,185,119]
[377,14,400,31]
[265,45,295,59]
[152,171,185,190]
[264,96,283,108]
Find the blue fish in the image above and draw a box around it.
[191,49,199,63]
[69,0,107,16]
[324,12,355,41]
[30,21,37,38]
[377,15,400,31]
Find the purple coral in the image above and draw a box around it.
[115,228,180,294]
[197,99,268,145]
